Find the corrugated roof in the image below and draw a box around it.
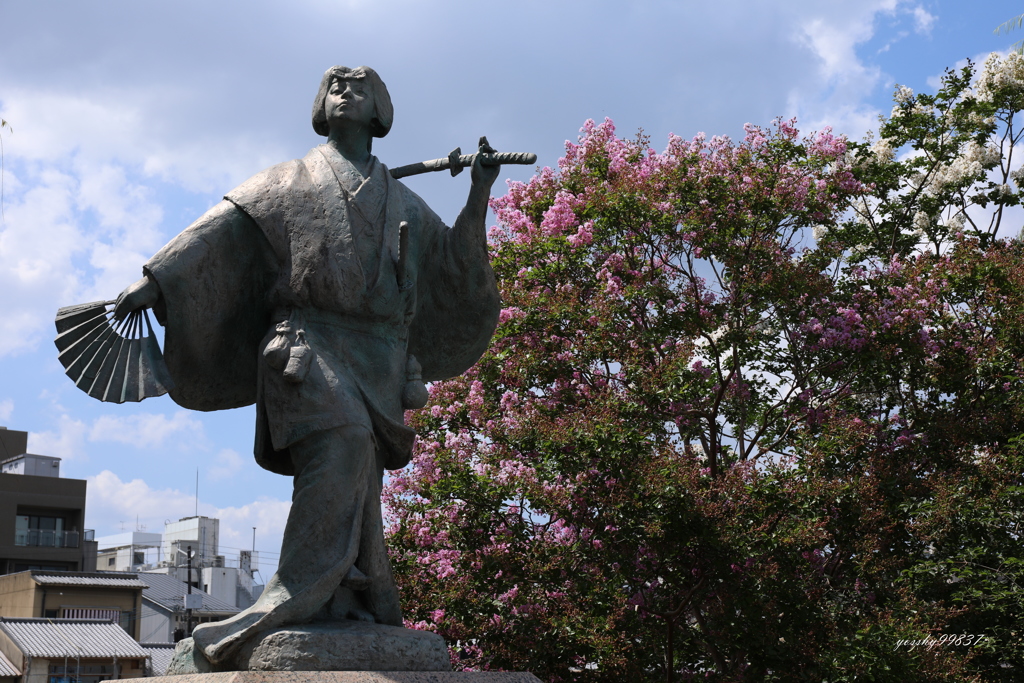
[0,649,19,677]
[140,643,175,676]
[0,618,148,658]
[31,571,149,589]
[140,573,240,614]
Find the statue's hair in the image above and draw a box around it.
[311,65,394,140]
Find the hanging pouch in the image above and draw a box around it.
[401,354,429,409]
[283,330,313,384]
[263,321,294,370]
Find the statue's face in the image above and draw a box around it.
[325,76,374,132]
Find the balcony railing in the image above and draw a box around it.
[14,529,80,548]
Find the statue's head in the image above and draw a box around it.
[312,66,393,139]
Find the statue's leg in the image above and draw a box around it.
[355,464,403,625]
[192,424,375,665]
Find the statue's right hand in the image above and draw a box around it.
[113,275,160,321]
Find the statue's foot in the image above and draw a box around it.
[166,637,218,675]
[342,565,371,590]
[347,606,375,622]
[192,608,272,665]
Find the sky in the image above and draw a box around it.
[0,0,1019,578]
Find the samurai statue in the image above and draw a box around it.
[111,65,502,666]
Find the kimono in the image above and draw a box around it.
[144,143,500,664]
[148,143,499,469]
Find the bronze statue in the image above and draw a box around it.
[58,65,533,671]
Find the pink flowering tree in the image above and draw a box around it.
[385,55,1024,681]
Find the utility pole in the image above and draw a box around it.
[186,545,193,637]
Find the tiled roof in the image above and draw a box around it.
[140,643,176,676]
[31,571,149,589]
[140,573,240,614]
[0,649,18,677]
[0,618,147,658]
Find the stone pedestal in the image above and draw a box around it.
[148,674,542,683]
[168,623,452,674]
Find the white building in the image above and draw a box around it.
[200,561,260,611]
[0,453,61,477]
[95,531,163,572]
[92,516,262,610]
[162,516,221,569]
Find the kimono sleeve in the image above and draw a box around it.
[400,185,502,383]
[145,200,278,411]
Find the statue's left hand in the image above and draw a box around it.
[471,136,500,190]
[113,275,161,321]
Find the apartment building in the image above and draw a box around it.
[0,427,97,575]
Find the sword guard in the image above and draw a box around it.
[448,147,463,177]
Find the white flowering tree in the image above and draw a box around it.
[828,54,1024,260]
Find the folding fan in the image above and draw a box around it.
[54,301,174,403]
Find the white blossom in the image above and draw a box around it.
[924,141,1000,195]
[976,51,1024,103]
[1011,166,1024,188]
[968,111,996,128]
[870,137,896,163]
[944,213,966,231]
[692,325,728,351]
[912,211,930,237]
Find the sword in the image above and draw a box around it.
[389,137,536,180]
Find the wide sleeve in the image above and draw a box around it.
[145,200,278,411]
[400,185,502,383]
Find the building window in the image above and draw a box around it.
[14,514,78,548]
[49,663,118,683]
[119,611,132,633]
[133,551,144,565]
[107,557,116,566]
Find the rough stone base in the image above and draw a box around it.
[149,674,542,683]
[167,623,453,674]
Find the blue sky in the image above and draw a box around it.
[0,0,1018,576]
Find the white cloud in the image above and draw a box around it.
[912,6,936,35]
[89,410,206,449]
[207,448,244,482]
[213,498,291,574]
[87,469,289,574]
[0,167,85,356]
[0,82,293,361]
[29,413,88,459]
[0,399,13,422]
[0,87,280,193]
[88,470,196,521]
[792,1,901,136]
